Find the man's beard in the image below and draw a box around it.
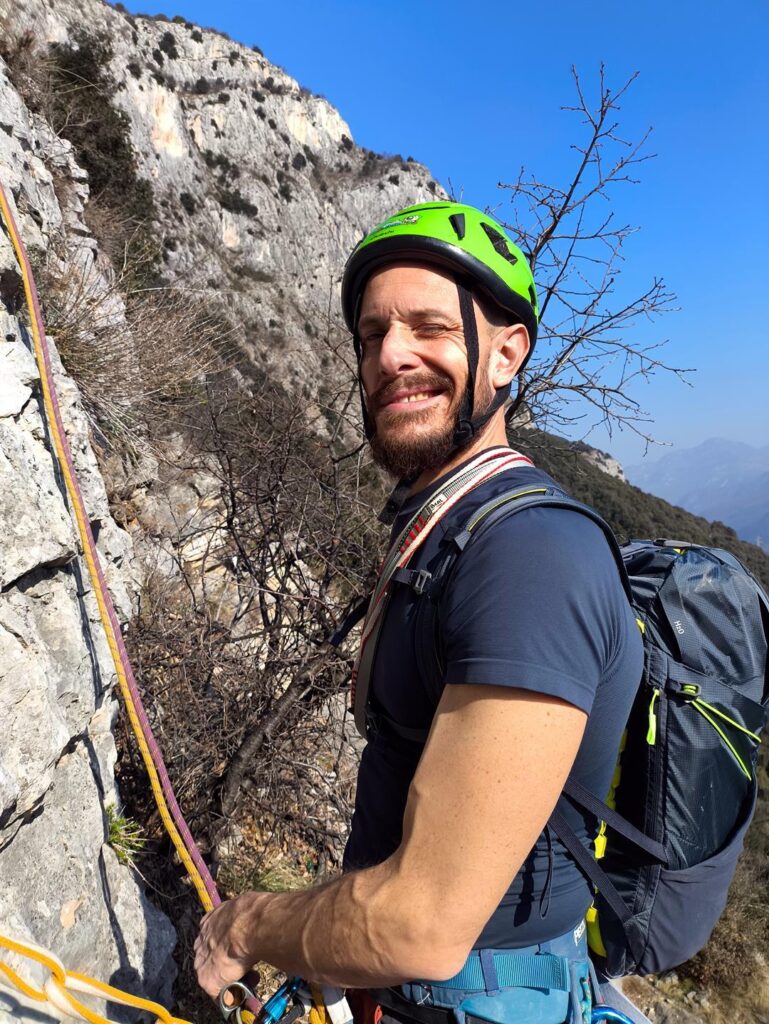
[367,369,494,480]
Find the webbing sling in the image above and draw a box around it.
[350,447,534,736]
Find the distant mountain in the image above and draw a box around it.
[626,439,769,551]
[507,429,769,588]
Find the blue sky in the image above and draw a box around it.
[122,0,769,467]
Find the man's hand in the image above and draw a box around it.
[194,893,263,999]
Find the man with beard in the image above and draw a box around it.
[195,203,643,1024]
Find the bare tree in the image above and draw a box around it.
[487,66,689,448]
[121,369,386,869]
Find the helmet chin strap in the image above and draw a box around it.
[452,280,510,447]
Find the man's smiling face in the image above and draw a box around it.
[358,262,496,479]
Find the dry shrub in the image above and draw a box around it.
[0,27,59,120]
[113,372,385,1018]
[685,853,769,992]
[38,233,231,447]
[116,369,384,868]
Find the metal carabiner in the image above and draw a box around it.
[260,976,304,1024]
[591,1006,638,1024]
[218,980,257,1024]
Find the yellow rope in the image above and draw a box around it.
[0,183,216,914]
[0,933,194,1024]
[0,184,215,1019]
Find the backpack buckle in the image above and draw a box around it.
[667,678,701,700]
[365,705,381,741]
[412,569,432,595]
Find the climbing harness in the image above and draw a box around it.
[350,446,533,735]
[0,182,329,1023]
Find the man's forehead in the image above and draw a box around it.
[359,262,459,320]
[364,260,456,291]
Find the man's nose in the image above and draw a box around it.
[376,324,421,378]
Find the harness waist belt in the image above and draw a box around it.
[427,952,570,992]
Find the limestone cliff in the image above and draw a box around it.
[0,1,437,1017]
[2,0,440,398]
[0,236,175,1018]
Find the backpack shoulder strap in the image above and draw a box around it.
[364,487,631,745]
[453,488,632,603]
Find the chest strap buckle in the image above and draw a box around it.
[391,567,432,595]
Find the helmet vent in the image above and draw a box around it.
[480,222,518,265]
[402,203,452,212]
[449,212,466,240]
[528,283,537,306]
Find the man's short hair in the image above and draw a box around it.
[473,287,520,332]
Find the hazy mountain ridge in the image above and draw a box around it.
[627,438,769,551]
[514,431,769,589]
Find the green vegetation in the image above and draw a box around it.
[179,191,196,215]
[0,30,162,285]
[218,189,258,217]
[50,37,155,229]
[106,804,146,865]
[158,31,179,60]
[253,864,311,893]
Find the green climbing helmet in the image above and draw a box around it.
[341,201,539,455]
[341,200,539,350]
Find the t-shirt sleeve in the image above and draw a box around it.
[440,507,624,714]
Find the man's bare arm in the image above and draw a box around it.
[194,684,587,995]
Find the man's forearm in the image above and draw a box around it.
[229,856,457,988]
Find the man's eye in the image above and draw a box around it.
[418,323,447,334]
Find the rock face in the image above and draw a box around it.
[0,44,175,1024]
[0,0,438,1015]
[1,0,440,403]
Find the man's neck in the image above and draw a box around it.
[409,418,511,496]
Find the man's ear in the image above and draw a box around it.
[491,323,530,388]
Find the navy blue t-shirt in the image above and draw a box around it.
[343,449,643,949]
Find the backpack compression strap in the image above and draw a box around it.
[350,447,534,737]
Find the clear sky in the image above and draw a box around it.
[121,0,769,467]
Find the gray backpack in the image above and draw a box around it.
[579,531,769,977]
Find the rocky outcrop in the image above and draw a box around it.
[0,58,175,1023]
[1,0,439,406]
[574,441,626,482]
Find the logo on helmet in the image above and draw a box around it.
[375,214,421,231]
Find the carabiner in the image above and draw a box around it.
[261,976,303,1024]
[591,1006,638,1024]
[218,980,257,1024]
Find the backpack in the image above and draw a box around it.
[346,484,769,978]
